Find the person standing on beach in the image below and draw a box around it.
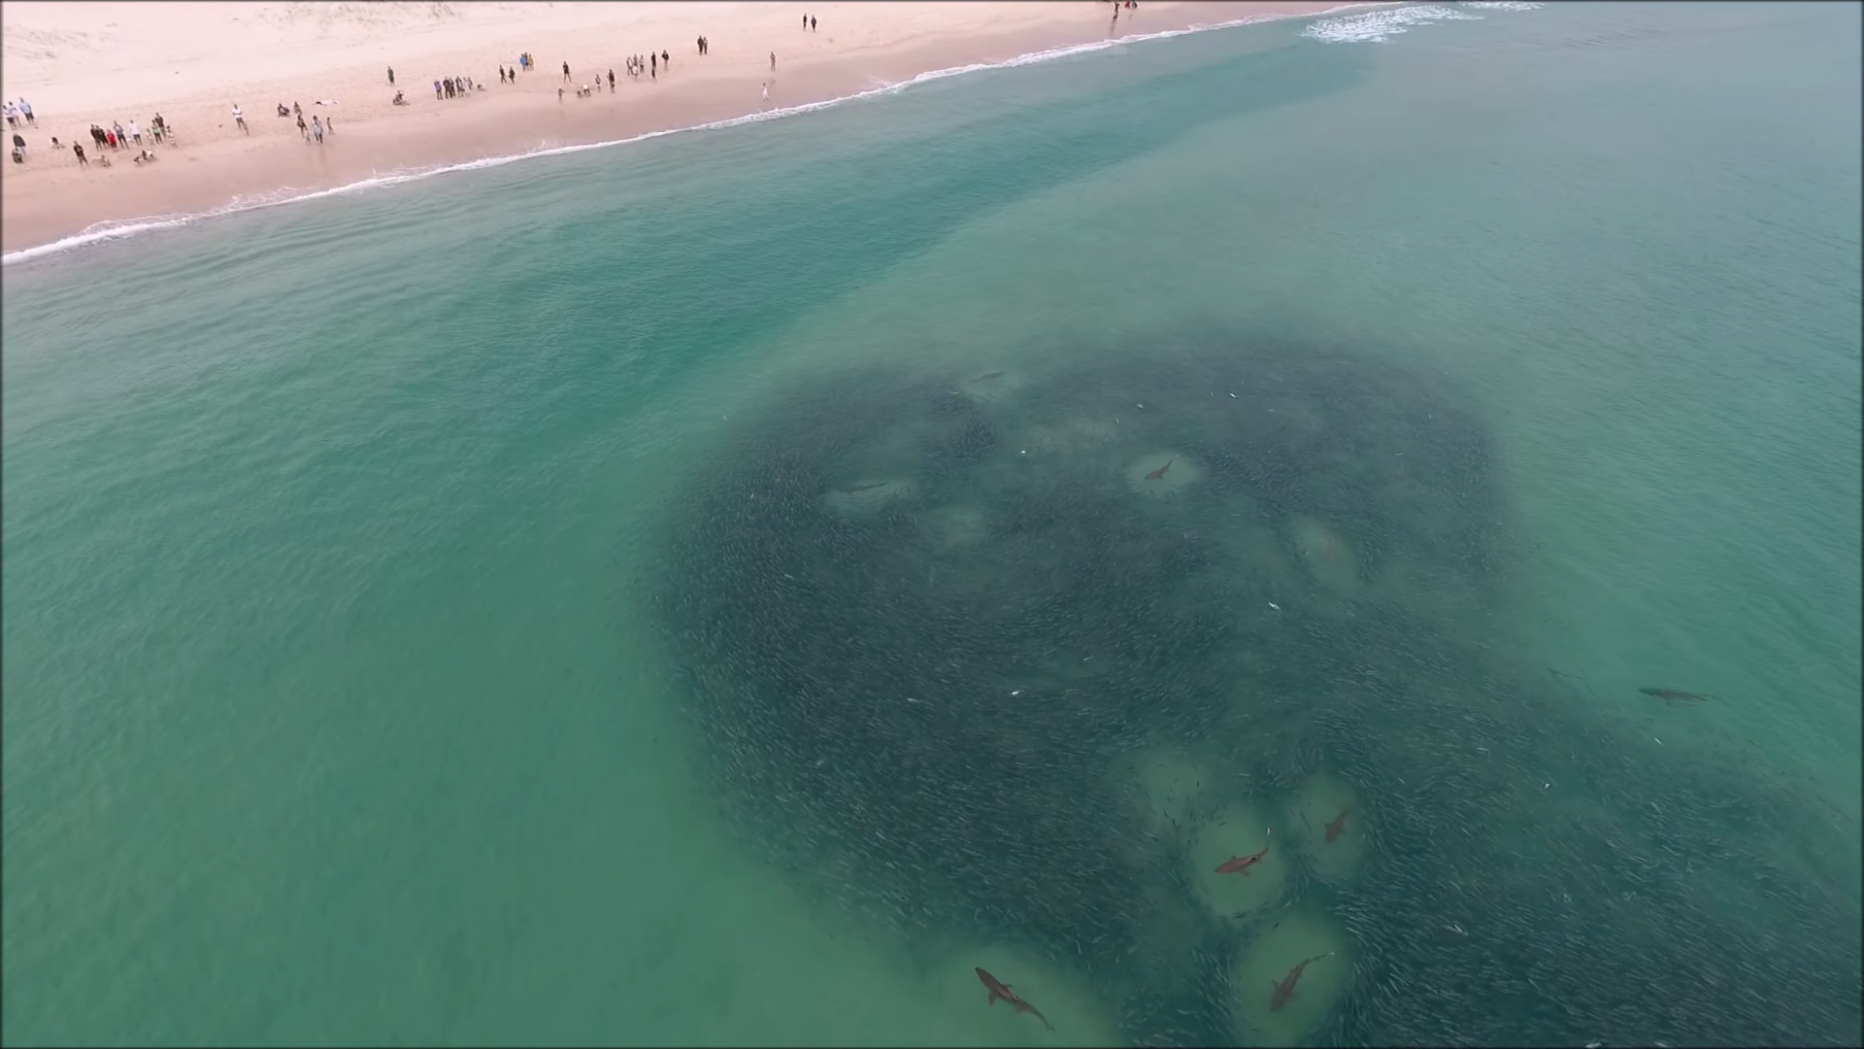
[4,101,16,129]
[388,66,395,85]
[650,52,656,76]
[608,69,616,91]
[128,118,140,146]
[297,112,308,139]
[112,120,126,146]
[662,49,670,71]
[73,140,87,166]
[563,60,572,83]
[19,99,34,125]
[762,80,769,105]
[770,51,776,71]
[311,115,324,143]
[232,103,247,133]
[811,16,817,31]
[434,78,443,99]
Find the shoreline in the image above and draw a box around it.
[1,2,1379,262]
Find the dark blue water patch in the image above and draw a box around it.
[645,331,1860,1046]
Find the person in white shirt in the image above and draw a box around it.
[232,103,247,133]
[127,119,141,146]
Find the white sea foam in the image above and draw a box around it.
[1304,0,1542,44]
[1303,4,1484,44]
[4,4,1397,267]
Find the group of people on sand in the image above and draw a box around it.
[7,30,790,170]
[431,74,479,100]
[79,117,168,166]
[7,98,39,163]
[624,51,671,80]
[6,101,174,167]
[555,44,696,101]
[252,100,335,144]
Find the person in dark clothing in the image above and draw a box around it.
[608,69,616,90]
[73,141,87,166]
[650,53,656,75]
[811,16,817,31]
[388,66,395,84]
[562,61,572,82]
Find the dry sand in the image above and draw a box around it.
[1,1,1367,255]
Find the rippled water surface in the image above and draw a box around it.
[4,3,1859,1045]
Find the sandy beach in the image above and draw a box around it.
[1,1,1366,256]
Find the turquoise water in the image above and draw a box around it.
[4,3,1859,1046]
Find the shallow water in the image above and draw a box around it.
[4,3,1859,1045]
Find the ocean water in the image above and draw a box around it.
[4,2,1859,1046]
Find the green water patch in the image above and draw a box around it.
[647,330,1859,1047]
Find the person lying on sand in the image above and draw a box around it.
[131,148,159,164]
